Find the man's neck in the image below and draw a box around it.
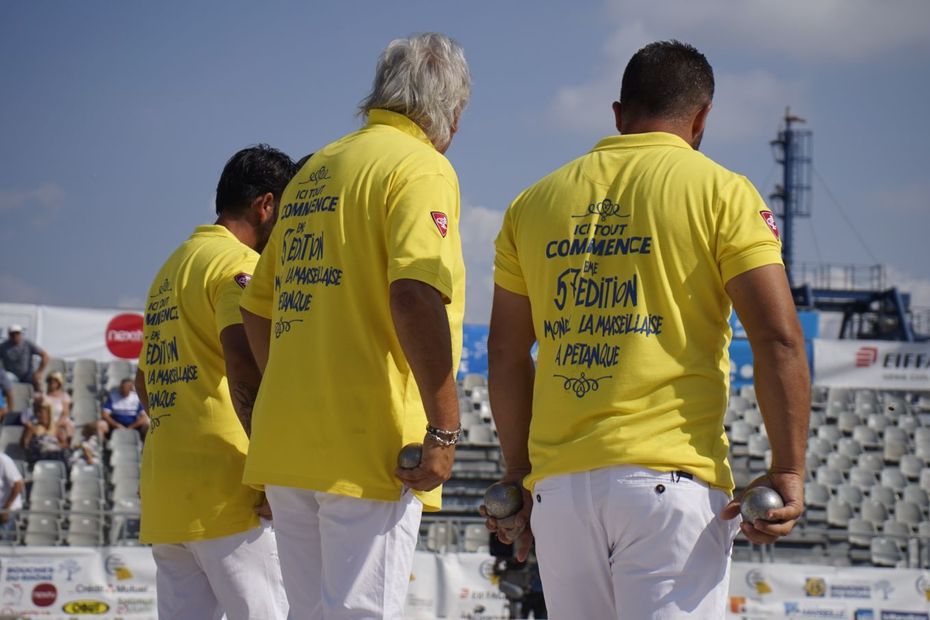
[621,119,692,145]
[215,215,257,250]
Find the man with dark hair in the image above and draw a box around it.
[484,40,809,617]
[136,144,295,619]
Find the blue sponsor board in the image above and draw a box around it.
[881,613,929,620]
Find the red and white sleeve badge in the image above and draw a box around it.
[430,211,449,238]
[759,210,780,240]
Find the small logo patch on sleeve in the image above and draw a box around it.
[430,211,449,238]
[234,273,252,288]
[759,210,780,240]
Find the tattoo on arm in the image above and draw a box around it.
[231,380,258,437]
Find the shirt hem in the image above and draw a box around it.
[387,265,454,304]
[720,248,784,284]
[140,517,260,545]
[244,470,442,512]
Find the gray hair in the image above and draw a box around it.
[359,33,471,149]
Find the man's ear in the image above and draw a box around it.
[252,192,275,223]
[692,102,712,141]
[612,101,623,133]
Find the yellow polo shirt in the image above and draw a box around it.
[240,109,465,511]
[138,225,262,543]
[495,132,783,493]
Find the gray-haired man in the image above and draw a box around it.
[240,33,470,618]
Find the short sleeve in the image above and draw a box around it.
[2,456,22,483]
[102,395,113,413]
[213,253,259,336]
[385,173,460,302]
[240,235,278,320]
[493,203,528,296]
[715,176,784,284]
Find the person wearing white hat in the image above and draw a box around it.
[0,325,48,390]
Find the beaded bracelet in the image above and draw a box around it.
[426,424,462,446]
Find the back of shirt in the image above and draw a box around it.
[495,132,783,492]
[241,110,465,511]
[138,225,262,543]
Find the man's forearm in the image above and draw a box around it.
[488,351,534,476]
[241,309,272,374]
[4,482,23,510]
[220,324,263,437]
[390,280,459,431]
[134,368,149,411]
[753,338,810,473]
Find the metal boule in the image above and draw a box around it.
[397,443,422,469]
[483,481,524,519]
[740,486,785,523]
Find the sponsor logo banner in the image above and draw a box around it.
[813,339,930,390]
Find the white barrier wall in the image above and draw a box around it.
[2,548,928,619]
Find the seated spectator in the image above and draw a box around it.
[70,423,103,467]
[0,325,48,390]
[41,371,75,446]
[0,452,24,539]
[102,379,149,438]
[0,371,12,424]
[25,402,69,465]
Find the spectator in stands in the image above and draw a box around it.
[41,371,75,445]
[70,422,103,466]
[484,41,810,618]
[240,33,468,618]
[102,378,150,439]
[137,145,294,619]
[0,371,12,423]
[0,325,48,390]
[0,452,24,538]
[24,402,69,465]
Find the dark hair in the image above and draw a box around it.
[620,40,714,120]
[215,144,297,216]
[295,153,314,170]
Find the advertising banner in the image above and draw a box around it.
[0,303,144,362]
[437,552,508,619]
[813,339,930,390]
[0,547,156,618]
[729,563,930,619]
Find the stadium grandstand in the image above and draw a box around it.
[1,114,929,618]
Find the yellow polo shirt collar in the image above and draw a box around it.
[366,109,434,148]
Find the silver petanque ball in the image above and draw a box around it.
[397,443,422,469]
[740,486,784,523]
[483,482,524,519]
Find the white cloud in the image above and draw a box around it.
[867,183,930,216]
[709,71,805,144]
[885,265,930,308]
[0,273,47,304]
[116,296,146,310]
[546,16,805,145]
[460,203,504,324]
[603,0,930,61]
[0,183,65,227]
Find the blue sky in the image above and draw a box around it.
[2,1,929,323]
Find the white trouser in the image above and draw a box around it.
[530,466,740,619]
[265,485,423,620]
[152,521,288,620]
